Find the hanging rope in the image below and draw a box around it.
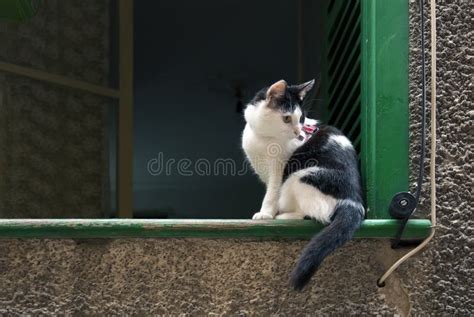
[377,0,437,286]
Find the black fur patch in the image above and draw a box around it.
[248,84,305,113]
[277,86,303,113]
[283,125,363,203]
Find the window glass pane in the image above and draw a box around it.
[0,1,117,218]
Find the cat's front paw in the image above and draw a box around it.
[252,212,274,220]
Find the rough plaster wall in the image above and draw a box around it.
[0,0,111,218]
[0,0,472,315]
[0,239,400,315]
[400,0,473,315]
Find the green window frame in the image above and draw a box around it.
[0,0,431,239]
[361,0,411,220]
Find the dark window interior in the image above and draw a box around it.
[126,0,324,218]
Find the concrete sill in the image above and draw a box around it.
[0,219,432,239]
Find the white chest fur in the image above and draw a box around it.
[242,124,297,184]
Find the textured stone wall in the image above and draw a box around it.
[401,0,473,314]
[0,1,472,315]
[0,0,111,218]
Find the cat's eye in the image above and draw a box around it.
[282,115,292,123]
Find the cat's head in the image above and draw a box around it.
[244,79,315,139]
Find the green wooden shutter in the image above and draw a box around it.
[323,0,409,219]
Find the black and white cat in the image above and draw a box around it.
[242,79,365,290]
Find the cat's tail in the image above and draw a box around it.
[290,199,364,291]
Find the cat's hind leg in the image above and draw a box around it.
[276,177,304,219]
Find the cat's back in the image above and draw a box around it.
[284,125,359,177]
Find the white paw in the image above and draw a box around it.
[252,212,274,220]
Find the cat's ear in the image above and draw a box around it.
[266,79,287,100]
[294,79,315,100]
